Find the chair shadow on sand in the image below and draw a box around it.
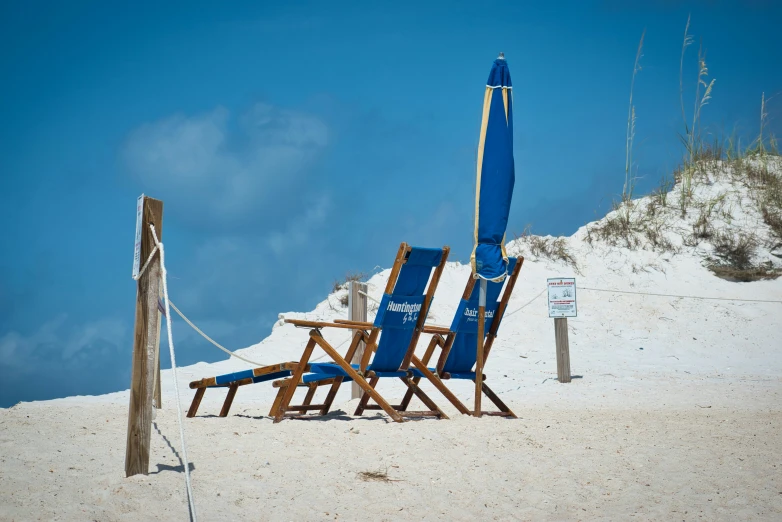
[229,409,400,423]
[196,408,439,423]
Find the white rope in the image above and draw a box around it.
[504,287,547,317]
[132,245,159,281]
[149,224,197,522]
[357,290,381,305]
[580,286,782,304]
[167,300,268,367]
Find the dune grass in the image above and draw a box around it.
[522,15,781,282]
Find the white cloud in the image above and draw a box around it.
[0,315,127,371]
[168,195,332,315]
[267,194,331,256]
[123,103,329,222]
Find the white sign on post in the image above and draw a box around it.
[132,194,145,279]
[547,277,577,318]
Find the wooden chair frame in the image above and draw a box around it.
[398,256,524,418]
[270,242,450,423]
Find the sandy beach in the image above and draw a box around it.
[3,169,781,521]
[2,378,780,521]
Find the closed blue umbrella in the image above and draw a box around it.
[471,53,515,416]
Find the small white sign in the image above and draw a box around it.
[132,194,145,279]
[547,277,577,318]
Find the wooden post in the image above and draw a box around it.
[125,196,164,477]
[348,281,368,399]
[475,278,487,417]
[554,317,571,383]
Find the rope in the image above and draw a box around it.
[132,245,159,281]
[358,290,381,305]
[167,300,269,367]
[310,334,352,363]
[579,286,782,304]
[504,288,547,317]
[149,224,197,522]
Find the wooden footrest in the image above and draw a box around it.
[284,404,327,412]
[479,411,515,417]
[363,404,403,410]
[400,411,443,418]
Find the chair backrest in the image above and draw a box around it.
[440,257,520,374]
[368,245,449,373]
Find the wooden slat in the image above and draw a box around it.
[269,387,285,417]
[399,335,443,411]
[333,319,373,328]
[481,411,515,417]
[219,384,239,417]
[301,383,318,408]
[273,338,318,423]
[353,375,379,416]
[125,196,163,477]
[400,377,448,419]
[481,382,517,418]
[320,376,345,415]
[186,388,205,418]
[298,335,402,423]
[475,291,486,418]
[421,325,452,335]
[399,411,441,418]
[285,404,328,412]
[189,376,217,389]
[411,356,470,415]
[284,319,361,330]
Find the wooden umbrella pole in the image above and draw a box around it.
[474,278,487,417]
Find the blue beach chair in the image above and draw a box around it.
[186,242,449,424]
[399,256,524,418]
[273,242,450,423]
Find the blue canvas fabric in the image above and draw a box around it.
[472,56,515,282]
[302,364,407,383]
[297,245,443,383]
[213,369,291,386]
[368,247,441,372]
[442,257,517,374]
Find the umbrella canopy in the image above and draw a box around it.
[470,54,515,282]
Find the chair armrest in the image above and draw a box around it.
[284,319,359,330]
[422,324,452,335]
[333,319,375,329]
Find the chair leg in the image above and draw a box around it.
[400,336,441,411]
[274,338,317,423]
[411,356,471,415]
[354,376,379,415]
[481,382,517,418]
[302,383,318,408]
[320,376,345,416]
[187,388,206,418]
[398,379,418,411]
[311,333,403,423]
[269,386,286,417]
[400,377,449,419]
[219,384,239,417]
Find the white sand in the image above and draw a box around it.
[2,162,781,520]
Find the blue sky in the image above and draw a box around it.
[1,1,780,406]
